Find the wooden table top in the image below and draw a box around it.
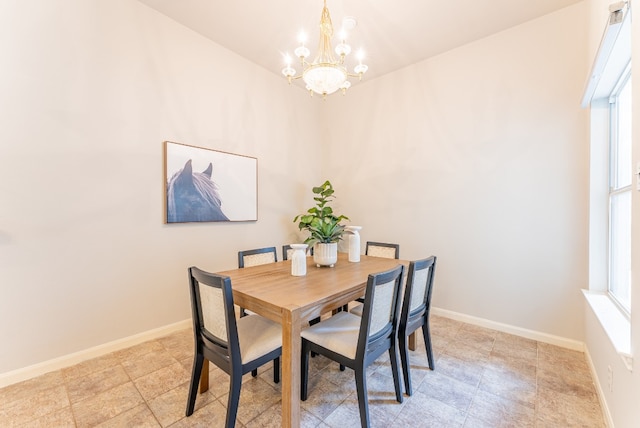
[218,253,407,323]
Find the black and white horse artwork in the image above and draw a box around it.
[166,159,229,222]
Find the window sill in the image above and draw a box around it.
[583,289,633,371]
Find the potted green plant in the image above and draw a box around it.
[293,180,349,267]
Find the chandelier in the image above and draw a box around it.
[282,0,368,99]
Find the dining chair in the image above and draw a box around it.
[282,244,313,261]
[346,241,400,310]
[365,241,400,259]
[300,264,405,428]
[238,246,278,267]
[186,267,282,427]
[237,247,278,318]
[398,256,437,395]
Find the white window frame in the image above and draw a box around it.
[607,66,632,316]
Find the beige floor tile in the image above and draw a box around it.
[148,381,216,427]
[121,349,179,380]
[62,353,121,382]
[95,403,160,427]
[454,328,496,353]
[219,377,281,426]
[485,350,537,378]
[0,319,608,428]
[443,339,493,362]
[133,361,190,401]
[0,370,65,404]
[491,340,538,364]
[395,389,466,427]
[399,346,434,393]
[17,406,76,427]
[66,364,130,404]
[478,365,537,409]
[301,375,352,421]
[170,399,231,427]
[242,401,323,428]
[71,382,144,427]
[430,315,464,338]
[433,354,485,388]
[467,389,535,428]
[157,329,194,362]
[537,367,597,399]
[0,384,69,426]
[536,387,605,427]
[417,371,476,413]
[115,340,165,362]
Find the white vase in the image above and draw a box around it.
[345,226,362,262]
[290,244,308,276]
[313,242,338,267]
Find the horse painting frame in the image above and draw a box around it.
[164,141,258,223]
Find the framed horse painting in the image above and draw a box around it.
[164,141,258,223]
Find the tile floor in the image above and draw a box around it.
[0,315,606,427]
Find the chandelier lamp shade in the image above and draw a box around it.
[281,0,368,99]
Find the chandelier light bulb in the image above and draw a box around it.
[335,41,351,58]
[295,45,310,61]
[297,31,307,45]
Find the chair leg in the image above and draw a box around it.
[301,341,310,401]
[354,367,370,428]
[423,320,434,370]
[273,357,280,384]
[185,353,204,416]
[226,372,242,428]
[309,317,320,358]
[398,332,412,396]
[389,343,404,403]
[251,368,258,377]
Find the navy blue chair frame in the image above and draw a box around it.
[301,264,405,428]
[186,267,281,427]
[398,256,437,395]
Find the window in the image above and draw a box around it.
[608,67,631,313]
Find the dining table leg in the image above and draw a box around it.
[281,305,301,428]
[408,332,417,351]
[199,359,209,393]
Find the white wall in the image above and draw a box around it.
[0,0,322,374]
[0,0,601,387]
[323,3,589,341]
[583,0,640,426]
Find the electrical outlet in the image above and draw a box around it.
[608,365,613,392]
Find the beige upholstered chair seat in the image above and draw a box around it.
[349,303,363,317]
[301,311,362,360]
[237,315,282,364]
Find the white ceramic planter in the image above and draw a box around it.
[313,242,338,267]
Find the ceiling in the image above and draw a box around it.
[138,0,582,87]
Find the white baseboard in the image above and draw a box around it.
[432,307,585,351]
[0,319,191,388]
[584,348,615,427]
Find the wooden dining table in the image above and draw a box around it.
[198,252,409,428]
